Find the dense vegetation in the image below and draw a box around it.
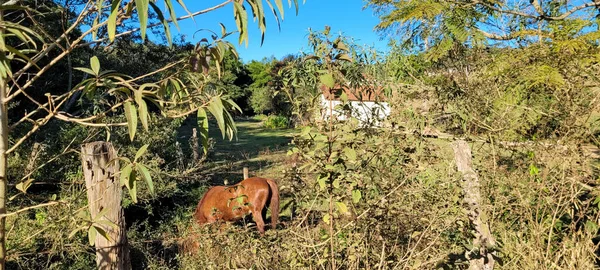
[2,0,600,269]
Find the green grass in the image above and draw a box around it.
[178,116,296,158]
[176,115,297,184]
[210,118,296,160]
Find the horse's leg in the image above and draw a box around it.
[251,208,266,235]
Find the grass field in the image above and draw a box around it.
[176,115,297,184]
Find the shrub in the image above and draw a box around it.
[252,114,268,121]
[263,115,289,129]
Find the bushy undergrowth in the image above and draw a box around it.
[263,115,289,129]
[5,114,194,269]
[172,117,469,269]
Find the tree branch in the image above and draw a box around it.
[477,28,545,40]
[477,0,600,21]
[11,1,92,82]
[54,114,128,127]
[0,201,62,218]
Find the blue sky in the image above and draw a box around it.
[168,0,389,62]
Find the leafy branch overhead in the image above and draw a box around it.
[368,0,600,59]
[101,0,302,46]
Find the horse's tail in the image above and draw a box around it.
[266,178,279,229]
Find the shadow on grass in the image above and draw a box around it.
[177,115,295,162]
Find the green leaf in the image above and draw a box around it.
[236,195,247,204]
[336,202,348,214]
[300,126,311,137]
[15,178,34,194]
[94,225,111,242]
[274,0,285,20]
[90,56,100,75]
[73,67,96,76]
[96,219,118,230]
[322,213,330,225]
[135,0,149,40]
[136,164,154,195]
[124,101,138,141]
[340,91,348,103]
[88,226,98,246]
[92,16,99,41]
[175,0,195,24]
[332,178,340,189]
[529,164,539,176]
[149,1,172,45]
[197,108,209,154]
[94,207,110,222]
[120,163,133,187]
[289,0,299,15]
[319,73,335,88]
[585,221,599,234]
[207,97,226,139]
[5,45,38,69]
[264,0,281,34]
[352,189,362,204]
[335,53,353,62]
[129,170,138,203]
[222,106,238,140]
[343,147,356,161]
[219,23,227,37]
[138,99,149,131]
[134,144,149,162]
[317,174,327,190]
[107,0,121,42]
[233,1,249,47]
[68,227,85,239]
[334,40,349,52]
[164,0,180,30]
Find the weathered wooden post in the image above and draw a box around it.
[452,140,496,270]
[191,128,199,162]
[243,167,249,179]
[81,142,131,270]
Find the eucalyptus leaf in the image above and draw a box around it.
[136,163,154,195]
[124,101,138,141]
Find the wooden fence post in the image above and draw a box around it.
[243,167,249,179]
[191,128,199,162]
[81,142,131,270]
[452,140,496,270]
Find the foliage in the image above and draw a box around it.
[262,115,289,129]
[5,0,600,268]
[0,0,302,268]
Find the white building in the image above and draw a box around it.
[319,85,391,127]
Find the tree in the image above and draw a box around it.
[247,59,276,114]
[368,0,600,59]
[0,0,301,268]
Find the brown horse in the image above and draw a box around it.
[193,177,279,235]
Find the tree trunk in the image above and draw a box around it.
[452,140,496,270]
[81,142,131,270]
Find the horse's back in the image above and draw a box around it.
[194,177,278,228]
[239,177,271,190]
